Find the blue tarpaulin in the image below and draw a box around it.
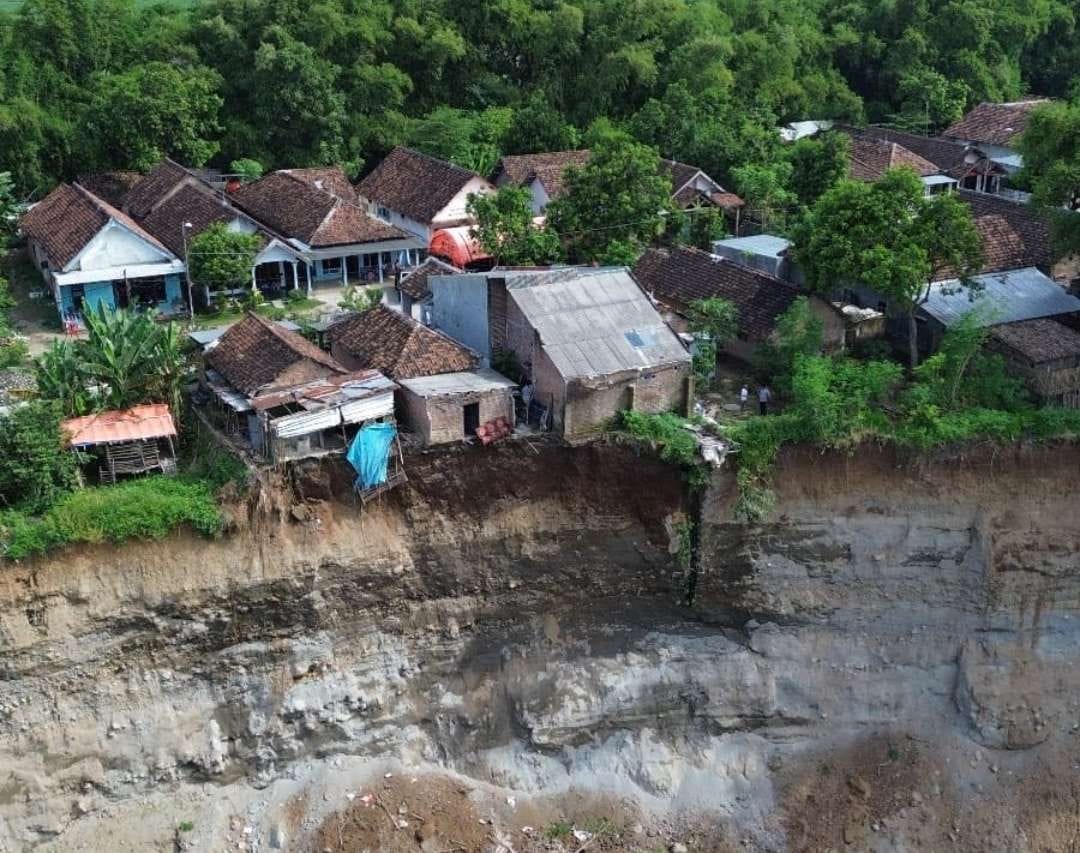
[347,423,396,489]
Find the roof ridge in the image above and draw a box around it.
[395,146,480,179]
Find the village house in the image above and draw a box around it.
[356,147,496,248]
[328,305,515,445]
[942,99,1051,175]
[429,267,692,441]
[987,318,1080,407]
[631,246,847,361]
[915,267,1080,357]
[62,403,178,483]
[20,183,187,327]
[838,125,1008,195]
[490,150,744,226]
[384,256,461,322]
[202,312,396,462]
[846,133,957,194]
[232,168,424,288]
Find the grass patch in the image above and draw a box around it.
[544,821,573,840]
[0,477,223,560]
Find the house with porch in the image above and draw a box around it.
[356,147,495,245]
[943,99,1051,175]
[20,183,186,326]
[233,169,425,288]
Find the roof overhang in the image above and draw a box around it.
[53,259,186,286]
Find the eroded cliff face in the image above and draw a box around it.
[0,442,1078,852]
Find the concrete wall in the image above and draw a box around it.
[809,297,847,352]
[431,274,492,360]
[399,387,514,445]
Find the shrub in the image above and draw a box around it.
[0,401,79,514]
[0,477,223,560]
[620,410,699,467]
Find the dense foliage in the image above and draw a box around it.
[0,401,79,514]
[3,0,1079,201]
[187,222,261,294]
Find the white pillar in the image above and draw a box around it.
[292,262,299,290]
[341,257,347,286]
[377,253,384,283]
[278,260,285,288]
[251,266,257,291]
[306,263,312,297]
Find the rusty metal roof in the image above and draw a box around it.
[62,404,177,447]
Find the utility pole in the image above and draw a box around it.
[182,222,194,323]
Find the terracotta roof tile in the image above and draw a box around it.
[944,100,1051,147]
[633,246,806,341]
[848,136,940,181]
[357,147,488,225]
[20,183,173,270]
[957,190,1055,273]
[75,171,143,209]
[233,171,408,247]
[838,125,1004,180]
[206,312,347,396]
[328,305,477,379]
[140,183,254,257]
[661,159,701,192]
[397,257,460,301]
[494,150,592,200]
[125,160,191,219]
[280,167,359,203]
[989,317,1080,364]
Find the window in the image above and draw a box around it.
[129,276,167,305]
[377,206,390,221]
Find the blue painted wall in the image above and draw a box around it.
[58,273,185,320]
[164,274,183,308]
[430,273,491,360]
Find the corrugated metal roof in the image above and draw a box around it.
[506,268,689,380]
[713,234,793,259]
[399,368,518,398]
[63,404,176,446]
[922,267,1080,328]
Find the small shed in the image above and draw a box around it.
[397,369,517,445]
[62,403,178,483]
[988,318,1080,406]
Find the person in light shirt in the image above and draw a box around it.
[758,385,772,416]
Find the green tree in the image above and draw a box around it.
[0,401,79,514]
[796,169,983,368]
[229,158,264,182]
[81,62,222,171]
[0,172,18,243]
[687,296,737,382]
[546,135,673,262]
[501,94,580,155]
[1018,102,1080,256]
[187,223,260,295]
[787,132,851,210]
[467,186,561,266]
[35,339,89,417]
[732,162,795,232]
[753,296,826,390]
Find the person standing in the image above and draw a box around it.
[758,384,772,416]
[740,385,749,409]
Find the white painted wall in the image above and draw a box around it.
[432,176,495,227]
[67,221,172,272]
[526,178,550,214]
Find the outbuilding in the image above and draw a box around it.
[397,369,518,445]
[62,403,178,483]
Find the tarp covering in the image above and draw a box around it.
[346,422,396,489]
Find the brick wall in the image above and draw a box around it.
[399,387,515,445]
[562,362,691,441]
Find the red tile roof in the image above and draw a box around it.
[21,183,173,270]
[990,317,1080,364]
[279,167,359,204]
[632,245,811,341]
[944,99,1051,147]
[75,171,143,209]
[838,125,1005,180]
[206,312,347,396]
[396,257,461,301]
[328,305,477,379]
[357,147,489,225]
[124,159,191,220]
[62,404,176,446]
[494,150,592,200]
[957,190,1055,273]
[233,171,409,247]
[848,136,940,181]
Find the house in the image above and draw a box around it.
[916,267,1080,355]
[838,125,1008,195]
[987,318,1080,407]
[846,134,957,194]
[430,267,692,440]
[202,312,396,462]
[632,246,846,361]
[327,305,478,378]
[133,169,308,299]
[385,256,461,321]
[62,403,177,483]
[490,150,744,223]
[943,99,1052,174]
[957,190,1080,286]
[233,168,424,287]
[20,183,187,326]
[356,147,496,244]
